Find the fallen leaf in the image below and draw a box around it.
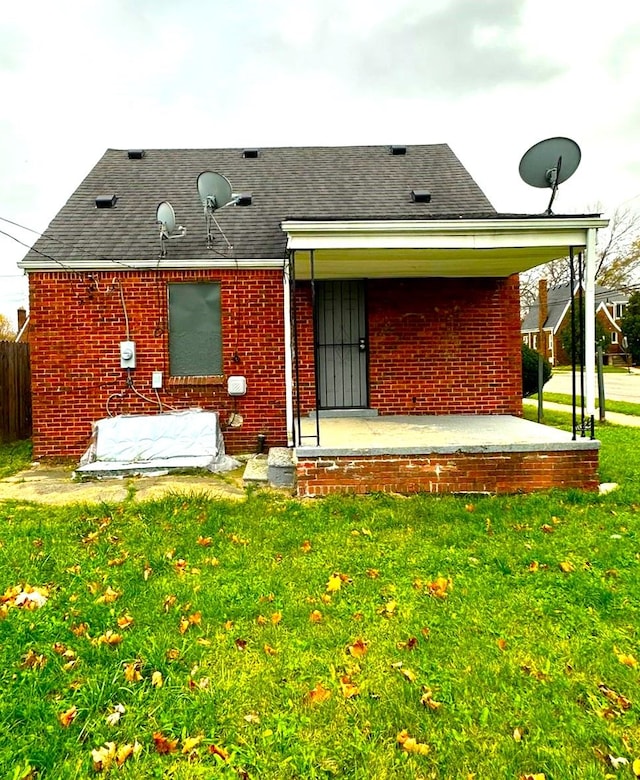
[310,610,323,623]
[244,712,260,724]
[348,638,369,658]
[633,757,640,776]
[263,644,278,656]
[420,687,442,710]
[235,638,247,651]
[519,774,546,780]
[271,611,282,625]
[559,561,575,573]
[398,666,417,683]
[497,638,507,652]
[615,647,638,667]
[513,726,524,742]
[256,614,267,626]
[378,600,397,617]
[182,735,202,754]
[96,586,121,604]
[97,630,123,647]
[151,670,164,688]
[123,661,142,683]
[166,648,180,661]
[117,613,134,629]
[209,743,230,760]
[143,564,152,581]
[541,524,554,533]
[300,540,312,553]
[608,755,629,770]
[105,704,125,726]
[197,536,212,547]
[598,683,632,711]
[397,729,430,755]
[20,649,46,670]
[326,574,342,593]
[153,732,179,754]
[58,705,78,728]
[91,742,117,771]
[397,637,418,651]
[426,577,452,599]
[108,553,128,566]
[308,682,332,704]
[320,593,332,604]
[366,568,380,579]
[340,675,359,699]
[116,742,141,767]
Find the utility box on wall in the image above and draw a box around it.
[227,376,247,396]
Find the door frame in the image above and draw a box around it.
[313,279,370,410]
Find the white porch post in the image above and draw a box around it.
[584,228,597,418]
[283,256,294,446]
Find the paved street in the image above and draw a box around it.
[545,369,640,404]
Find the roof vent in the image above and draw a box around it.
[95,195,118,209]
[242,149,259,159]
[411,189,431,203]
[390,145,407,155]
[235,193,252,206]
[127,149,145,159]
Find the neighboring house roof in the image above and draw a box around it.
[19,144,497,268]
[522,283,629,333]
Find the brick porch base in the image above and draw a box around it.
[296,449,600,497]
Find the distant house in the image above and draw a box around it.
[522,280,629,365]
[18,144,607,494]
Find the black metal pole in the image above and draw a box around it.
[569,247,577,440]
[578,251,585,437]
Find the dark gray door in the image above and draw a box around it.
[316,281,368,409]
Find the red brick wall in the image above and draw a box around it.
[28,269,287,459]
[297,449,600,497]
[294,276,522,415]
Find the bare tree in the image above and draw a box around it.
[0,313,16,341]
[520,205,640,316]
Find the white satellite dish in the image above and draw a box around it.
[156,201,186,257]
[519,137,581,214]
[196,171,237,249]
[197,171,234,211]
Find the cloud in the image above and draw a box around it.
[254,0,562,98]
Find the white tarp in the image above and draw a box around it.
[76,409,240,475]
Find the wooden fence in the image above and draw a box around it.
[0,341,32,442]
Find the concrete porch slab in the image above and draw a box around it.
[296,414,599,457]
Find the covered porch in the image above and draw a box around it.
[294,413,600,496]
[282,214,607,496]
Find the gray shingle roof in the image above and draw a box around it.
[522,282,629,331]
[22,144,496,266]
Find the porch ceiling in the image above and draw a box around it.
[284,216,608,279]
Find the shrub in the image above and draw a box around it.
[522,342,552,397]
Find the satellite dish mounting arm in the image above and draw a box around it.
[545,155,563,215]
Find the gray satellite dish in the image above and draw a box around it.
[156,201,186,257]
[197,171,234,211]
[197,171,236,248]
[519,137,581,214]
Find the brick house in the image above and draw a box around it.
[19,145,607,494]
[522,279,629,365]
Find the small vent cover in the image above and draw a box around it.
[411,189,431,203]
[242,149,259,158]
[127,149,145,159]
[390,145,407,155]
[95,195,118,209]
[235,193,252,206]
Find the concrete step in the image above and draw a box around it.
[242,448,296,489]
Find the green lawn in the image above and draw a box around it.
[529,392,640,417]
[1,427,640,779]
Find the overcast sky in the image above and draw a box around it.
[1,0,639,326]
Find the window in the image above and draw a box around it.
[616,303,626,319]
[548,333,553,349]
[532,334,538,349]
[611,331,618,344]
[168,282,222,376]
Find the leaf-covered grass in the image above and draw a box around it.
[1,426,640,778]
[530,392,640,417]
[0,438,32,479]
